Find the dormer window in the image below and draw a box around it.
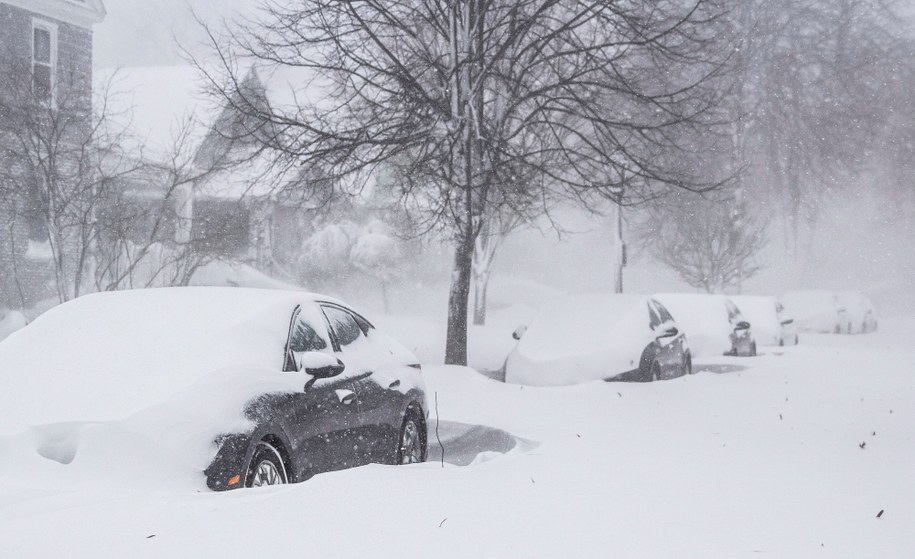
[32,21,57,104]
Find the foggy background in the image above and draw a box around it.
[93,0,915,316]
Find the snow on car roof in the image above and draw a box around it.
[0,287,345,434]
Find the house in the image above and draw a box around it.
[0,0,106,308]
[100,64,326,285]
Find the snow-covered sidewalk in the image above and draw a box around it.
[1,320,913,557]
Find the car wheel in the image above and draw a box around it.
[794,335,799,345]
[685,355,693,376]
[749,342,757,357]
[397,413,425,465]
[245,441,288,488]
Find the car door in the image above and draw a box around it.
[320,304,406,466]
[277,303,362,477]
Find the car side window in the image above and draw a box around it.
[725,300,740,321]
[648,302,661,329]
[322,306,364,349]
[284,306,329,372]
[654,301,675,324]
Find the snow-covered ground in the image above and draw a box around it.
[1,317,913,557]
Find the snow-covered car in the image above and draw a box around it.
[504,294,692,385]
[654,293,757,357]
[730,295,799,347]
[781,290,847,334]
[836,291,878,334]
[0,288,428,491]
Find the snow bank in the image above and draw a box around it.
[2,323,915,557]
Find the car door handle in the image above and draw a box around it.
[335,389,356,405]
[388,380,401,389]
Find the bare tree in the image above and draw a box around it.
[0,56,140,304]
[642,190,767,293]
[725,0,904,256]
[201,0,733,365]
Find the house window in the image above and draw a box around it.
[32,21,57,103]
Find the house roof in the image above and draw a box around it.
[102,62,327,201]
[3,0,106,28]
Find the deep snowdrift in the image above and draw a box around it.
[0,319,913,557]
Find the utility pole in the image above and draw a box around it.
[609,185,625,293]
[614,202,625,293]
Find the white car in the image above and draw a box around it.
[730,295,799,346]
[836,291,878,334]
[654,293,757,357]
[781,290,847,334]
[505,294,692,386]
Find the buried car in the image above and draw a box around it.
[730,295,799,347]
[0,288,428,491]
[655,293,757,357]
[837,291,878,334]
[781,290,848,334]
[504,294,691,386]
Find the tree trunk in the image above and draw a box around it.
[445,231,473,365]
[472,269,490,326]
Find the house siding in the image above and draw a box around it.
[0,1,96,308]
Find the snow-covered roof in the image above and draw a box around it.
[4,0,106,28]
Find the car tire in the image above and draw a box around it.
[245,441,288,488]
[749,342,757,357]
[685,354,693,375]
[396,412,426,465]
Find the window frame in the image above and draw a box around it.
[283,305,330,372]
[31,18,58,106]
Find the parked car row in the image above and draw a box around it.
[781,290,878,334]
[504,292,800,387]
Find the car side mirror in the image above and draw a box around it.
[307,359,345,379]
[296,351,345,379]
[780,318,794,326]
[656,326,679,339]
[735,321,751,331]
[512,324,528,341]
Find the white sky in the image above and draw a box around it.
[94,0,258,68]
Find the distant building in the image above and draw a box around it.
[103,64,322,282]
[0,0,106,308]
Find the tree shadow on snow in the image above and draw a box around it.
[426,420,535,466]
